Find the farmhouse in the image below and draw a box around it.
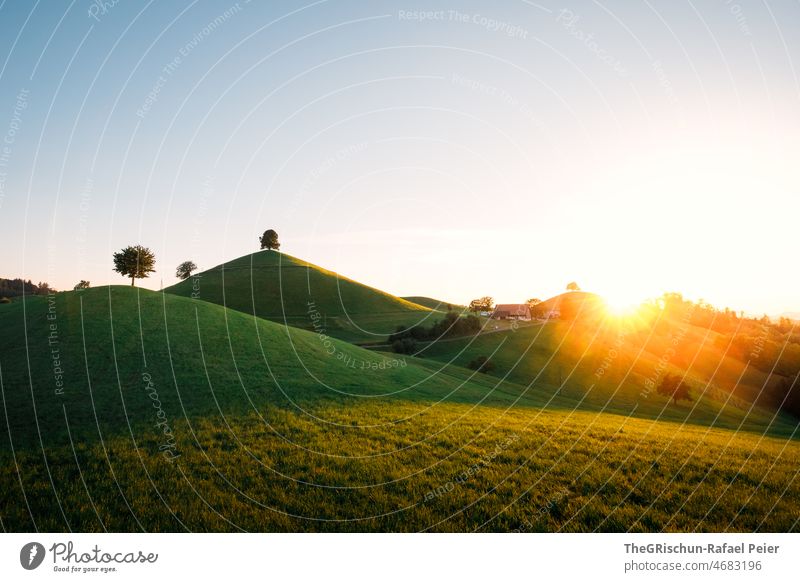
[492,304,532,321]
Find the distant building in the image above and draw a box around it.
[492,304,532,321]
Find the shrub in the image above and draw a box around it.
[389,313,482,345]
[468,355,495,373]
[391,338,417,355]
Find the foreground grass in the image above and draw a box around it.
[1,401,798,532]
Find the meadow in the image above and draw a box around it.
[1,257,798,532]
[2,400,797,532]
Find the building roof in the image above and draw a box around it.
[493,304,531,316]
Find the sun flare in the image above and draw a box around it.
[602,292,645,317]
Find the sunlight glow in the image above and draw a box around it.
[602,292,645,318]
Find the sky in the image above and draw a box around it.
[1,0,799,315]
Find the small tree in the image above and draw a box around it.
[566,281,580,292]
[259,229,280,250]
[175,261,198,280]
[73,280,90,290]
[657,374,692,405]
[113,245,156,287]
[527,298,543,318]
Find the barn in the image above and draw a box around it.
[491,304,532,321]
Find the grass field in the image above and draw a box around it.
[1,285,798,532]
[2,399,798,532]
[164,250,437,342]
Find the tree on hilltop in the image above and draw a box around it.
[113,245,156,287]
[175,261,198,280]
[259,229,280,250]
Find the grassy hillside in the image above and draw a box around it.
[0,286,549,450]
[416,307,799,437]
[0,287,798,532]
[164,251,435,342]
[402,296,461,311]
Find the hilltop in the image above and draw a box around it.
[164,251,437,342]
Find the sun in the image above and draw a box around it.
[602,291,644,317]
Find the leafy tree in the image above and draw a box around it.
[73,280,90,290]
[566,281,580,292]
[259,229,280,250]
[468,296,494,313]
[657,373,692,405]
[526,298,545,318]
[391,337,417,355]
[175,261,198,280]
[113,245,156,287]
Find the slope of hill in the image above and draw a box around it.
[535,291,606,317]
[401,296,461,311]
[0,285,550,449]
[416,304,799,435]
[1,286,799,532]
[164,251,436,342]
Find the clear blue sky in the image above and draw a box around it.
[1,1,798,315]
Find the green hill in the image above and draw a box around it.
[164,251,435,342]
[1,286,799,532]
[0,286,546,449]
[402,296,462,311]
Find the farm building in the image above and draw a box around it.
[491,304,532,321]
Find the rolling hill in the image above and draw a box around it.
[401,296,463,311]
[164,251,438,343]
[1,285,798,532]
